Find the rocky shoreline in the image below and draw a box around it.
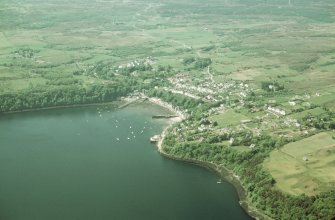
[147,96,272,220]
[157,146,272,220]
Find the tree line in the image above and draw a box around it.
[163,130,335,220]
[0,82,134,113]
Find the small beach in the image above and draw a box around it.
[156,116,183,152]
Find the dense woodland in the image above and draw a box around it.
[0,62,171,113]
[0,83,133,112]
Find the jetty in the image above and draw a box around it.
[152,115,179,119]
[150,135,161,143]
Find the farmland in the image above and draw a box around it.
[264,132,335,196]
[1,0,335,106]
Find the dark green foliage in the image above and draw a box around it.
[182,56,196,65]
[147,89,203,110]
[261,81,285,92]
[85,62,115,79]
[182,57,212,70]
[201,45,215,52]
[157,65,172,73]
[118,63,152,76]
[0,81,134,113]
[330,121,335,130]
[12,48,39,58]
[73,70,84,75]
[300,109,335,130]
[194,58,212,69]
[163,129,335,219]
[46,78,81,86]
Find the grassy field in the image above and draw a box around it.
[210,109,249,127]
[263,132,335,196]
[0,0,335,106]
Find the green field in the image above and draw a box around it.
[210,109,249,127]
[0,0,335,106]
[264,132,335,196]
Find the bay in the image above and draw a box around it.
[0,103,251,220]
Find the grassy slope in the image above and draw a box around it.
[210,109,249,127]
[264,132,335,196]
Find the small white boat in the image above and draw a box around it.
[150,135,161,143]
[217,179,222,184]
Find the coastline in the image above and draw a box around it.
[0,100,126,115]
[150,98,271,220]
[158,147,271,220]
[1,95,269,219]
[156,116,183,152]
[142,95,185,152]
[145,96,185,120]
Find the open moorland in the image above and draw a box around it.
[1,0,335,103]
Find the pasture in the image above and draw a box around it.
[210,109,249,127]
[263,132,335,196]
[0,0,335,105]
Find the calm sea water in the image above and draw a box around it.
[0,103,251,220]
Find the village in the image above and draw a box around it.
[107,51,329,154]
[142,65,329,153]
